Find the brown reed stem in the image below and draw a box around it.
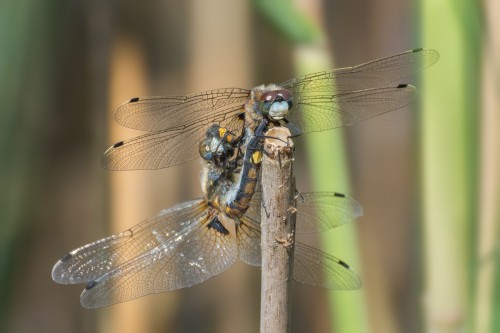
[260,127,296,333]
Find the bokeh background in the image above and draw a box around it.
[1,0,498,332]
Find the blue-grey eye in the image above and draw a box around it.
[199,141,213,161]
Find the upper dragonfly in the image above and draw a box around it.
[102,48,439,170]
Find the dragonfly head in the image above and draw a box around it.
[199,124,237,170]
[259,88,293,120]
[200,127,224,161]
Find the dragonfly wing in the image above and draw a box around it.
[245,191,262,222]
[293,242,361,290]
[246,192,363,233]
[115,88,250,132]
[281,48,439,93]
[295,192,363,233]
[237,219,362,290]
[288,84,417,134]
[52,199,208,285]
[236,211,362,290]
[238,216,261,266]
[79,209,239,308]
[101,108,245,170]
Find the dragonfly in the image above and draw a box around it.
[102,48,439,171]
[52,124,364,308]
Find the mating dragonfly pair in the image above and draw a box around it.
[52,48,439,308]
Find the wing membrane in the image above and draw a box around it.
[237,216,262,266]
[52,200,207,285]
[115,88,250,132]
[236,217,361,289]
[246,192,363,233]
[294,243,361,290]
[288,85,417,134]
[101,106,245,170]
[294,192,363,233]
[281,48,439,93]
[79,208,238,308]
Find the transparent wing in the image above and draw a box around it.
[52,199,208,285]
[236,217,361,289]
[294,192,363,233]
[287,84,418,134]
[79,209,239,308]
[237,216,262,266]
[114,88,250,132]
[244,197,260,223]
[246,192,363,233]
[101,107,245,170]
[293,243,361,290]
[280,48,439,94]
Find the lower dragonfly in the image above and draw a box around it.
[52,124,363,308]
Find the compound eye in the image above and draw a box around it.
[199,141,213,161]
[260,91,278,103]
[259,91,278,115]
[277,90,293,110]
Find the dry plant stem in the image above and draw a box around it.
[260,127,296,333]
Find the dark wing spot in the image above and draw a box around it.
[338,260,350,269]
[85,280,98,290]
[129,97,140,103]
[60,253,73,262]
[237,112,245,120]
[397,84,408,89]
[112,141,124,148]
[412,47,423,53]
[334,192,346,198]
[207,216,229,235]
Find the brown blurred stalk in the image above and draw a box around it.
[103,36,156,333]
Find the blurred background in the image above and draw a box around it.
[1,0,498,332]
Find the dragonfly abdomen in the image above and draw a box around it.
[224,149,262,219]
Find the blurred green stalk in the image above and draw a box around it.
[421,0,481,331]
[294,48,368,333]
[253,0,321,44]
